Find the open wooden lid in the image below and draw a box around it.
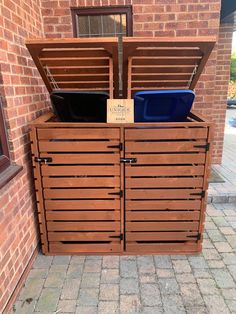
[123,37,216,98]
[26,36,215,98]
[26,38,119,97]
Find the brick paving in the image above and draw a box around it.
[11,203,236,314]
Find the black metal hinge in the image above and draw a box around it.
[110,234,123,241]
[120,158,137,164]
[107,143,123,150]
[190,191,206,198]
[108,190,123,197]
[34,157,52,164]
[194,143,210,151]
[197,233,202,241]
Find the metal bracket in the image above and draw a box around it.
[108,190,123,197]
[120,158,137,164]
[194,143,210,151]
[190,191,206,198]
[107,143,123,150]
[197,233,202,241]
[110,234,123,241]
[34,157,52,164]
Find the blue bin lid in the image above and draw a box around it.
[134,89,195,100]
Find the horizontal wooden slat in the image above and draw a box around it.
[132,58,201,66]
[55,82,109,88]
[39,141,120,152]
[44,188,120,199]
[41,165,120,176]
[48,231,120,241]
[38,128,120,140]
[43,177,120,188]
[126,231,198,241]
[45,200,120,210]
[40,49,110,58]
[40,154,120,165]
[41,59,109,66]
[132,74,191,81]
[126,153,206,164]
[126,177,203,188]
[46,211,120,221]
[126,200,201,210]
[125,165,204,176]
[126,189,202,199]
[132,81,188,88]
[132,66,196,74]
[126,221,199,231]
[48,67,109,75]
[49,242,121,253]
[125,141,207,153]
[125,128,208,140]
[50,75,109,82]
[126,211,200,221]
[126,243,198,253]
[132,48,202,57]
[47,221,120,231]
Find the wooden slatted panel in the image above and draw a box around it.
[125,127,208,254]
[38,127,121,253]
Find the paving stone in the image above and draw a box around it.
[205,221,217,230]
[102,256,119,268]
[120,260,138,278]
[61,279,80,300]
[140,274,157,283]
[180,284,204,307]
[11,299,36,314]
[185,306,209,314]
[84,260,102,273]
[193,269,212,279]
[77,288,99,306]
[120,278,139,294]
[44,271,65,287]
[120,295,141,314]
[28,268,48,279]
[120,256,136,261]
[99,284,119,301]
[170,255,187,260]
[188,256,208,269]
[221,288,236,300]
[197,278,220,295]
[158,278,179,295]
[214,242,233,253]
[203,295,230,314]
[101,269,119,284]
[162,294,185,314]
[98,301,119,313]
[202,239,214,249]
[52,256,71,265]
[57,300,77,312]
[86,256,102,260]
[67,264,83,278]
[70,256,86,264]
[228,265,236,281]
[33,255,53,269]
[156,269,175,278]
[137,256,155,274]
[140,284,161,306]
[207,260,225,268]
[221,252,236,265]
[154,255,172,268]
[172,260,191,273]
[76,306,98,314]
[212,217,229,227]
[35,288,61,312]
[225,235,236,248]
[81,272,100,288]
[203,248,221,260]
[207,229,226,242]
[18,278,44,301]
[49,264,68,273]
[176,274,196,283]
[211,269,236,288]
[219,227,235,235]
[226,299,236,312]
[142,306,164,313]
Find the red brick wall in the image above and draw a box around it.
[0,0,49,310]
[40,0,225,163]
[213,22,234,162]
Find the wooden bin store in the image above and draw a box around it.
[27,37,215,255]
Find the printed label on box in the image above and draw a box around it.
[107,99,134,123]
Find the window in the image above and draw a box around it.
[71,6,133,38]
[0,98,10,173]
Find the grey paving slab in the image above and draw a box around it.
[35,288,61,312]
[140,283,161,306]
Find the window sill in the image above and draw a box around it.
[0,164,23,190]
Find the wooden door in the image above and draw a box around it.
[124,126,210,254]
[37,127,122,254]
